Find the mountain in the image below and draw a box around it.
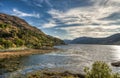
[64,40,72,44]
[0,13,65,49]
[65,33,120,45]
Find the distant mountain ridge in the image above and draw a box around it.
[0,13,65,49]
[64,33,120,45]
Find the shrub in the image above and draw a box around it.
[14,39,24,47]
[84,61,120,78]
[0,45,4,49]
[0,23,8,28]
[3,40,14,48]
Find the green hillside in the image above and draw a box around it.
[0,13,65,49]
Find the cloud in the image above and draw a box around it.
[102,12,120,20]
[35,3,42,7]
[59,26,120,39]
[44,0,53,7]
[47,0,120,26]
[42,19,57,28]
[45,0,120,39]
[21,0,53,8]
[48,5,118,26]
[12,8,40,18]
[13,0,120,39]
[54,35,61,39]
[32,0,53,8]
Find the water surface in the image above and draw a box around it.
[1,44,120,76]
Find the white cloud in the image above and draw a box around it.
[21,0,52,7]
[46,0,120,39]
[44,0,53,7]
[32,0,53,8]
[91,0,120,7]
[47,0,120,26]
[21,0,120,39]
[59,26,120,39]
[54,35,60,39]
[48,5,119,26]
[12,8,40,18]
[35,3,43,7]
[42,19,57,28]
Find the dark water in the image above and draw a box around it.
[1,44,120,77]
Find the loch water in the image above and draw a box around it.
[1,44,120,77]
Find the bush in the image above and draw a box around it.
[0,23,8,28]
[84,61,120,78]
[0,45,4,49]
[14,39,24,47]
[3,40,14,48]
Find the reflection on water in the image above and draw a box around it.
[112,46,120,61]
[1,44,120,75]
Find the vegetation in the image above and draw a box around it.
[14,38,24,47]
[0,23,64,49]
[7,61,119,78]
[84,61,120,78]
[0,38,14,48]
[0,58,21,74]
[11,71,82,78]
[0,23,9,28]
[0,13,65,49]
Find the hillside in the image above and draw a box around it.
[65,33,120,45]
[0,13,65,49]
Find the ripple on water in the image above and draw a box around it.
[1,44,120,76]
[112,46,120,61]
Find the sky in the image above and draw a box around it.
[0,0,120,40]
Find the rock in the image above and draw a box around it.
[111,61,120,67]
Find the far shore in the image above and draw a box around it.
[0,47,58,59]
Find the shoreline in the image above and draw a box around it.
[7,70,85,78]
[0,48,58,59]
[0,48,59,74]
